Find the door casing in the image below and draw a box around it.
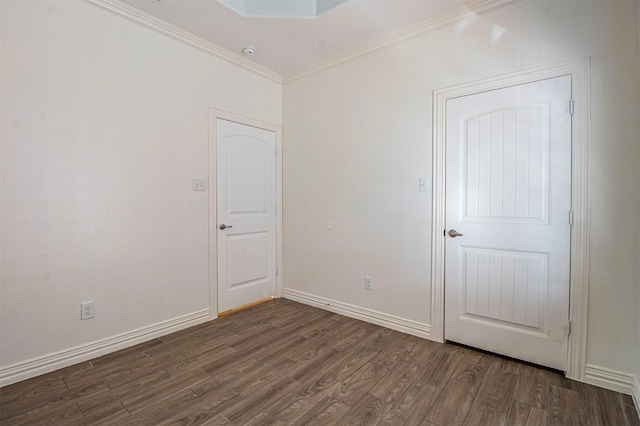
[430,57,590,380]
[208,107,283,319]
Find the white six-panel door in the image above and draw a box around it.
[217,119,276,313]
[444,76,572,370]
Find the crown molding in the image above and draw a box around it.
[81,0,523,85]
[283,0,522,83]
[80,0,282,84]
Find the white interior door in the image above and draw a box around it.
[444,76,572,370]
[217,119,276,313]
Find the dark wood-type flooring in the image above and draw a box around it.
[1,299,638,425]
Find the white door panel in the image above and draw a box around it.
[445,76,571,370]
[463,106,549,223]
[217,119,276,312]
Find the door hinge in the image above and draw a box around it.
[569,210,574,226]
[567,320,572,336]
[276,266,279,276]
[569,99,575,115]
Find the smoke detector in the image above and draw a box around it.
[242,46,257,56]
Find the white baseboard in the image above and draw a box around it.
[633,374,640,420]
[282,288,431,339]
[0,309,210,387]
[570,365,640,418]
[584,364,637,395]
[583,365,640,419]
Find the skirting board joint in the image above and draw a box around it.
[584,363,640,418]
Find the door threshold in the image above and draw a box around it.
[218,296,276,317]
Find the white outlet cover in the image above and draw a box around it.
[81,301,95,320]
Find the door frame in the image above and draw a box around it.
[208,107,283,319]
[430,57,590,380]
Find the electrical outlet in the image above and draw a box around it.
[364,276,373,291]
[81,301,95,320]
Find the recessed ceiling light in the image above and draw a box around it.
[242,46,257,56]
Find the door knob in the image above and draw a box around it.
[448,229,463,238]
[219,224,233,230]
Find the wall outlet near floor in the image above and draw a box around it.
[81,301,95,320]
[364,276,373,291]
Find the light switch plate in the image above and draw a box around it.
[192,178,207,191]
[419,178,430,192]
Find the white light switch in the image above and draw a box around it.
[192,178,207,191]
[419,178,430,192]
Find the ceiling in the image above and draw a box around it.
[119,0,470,75]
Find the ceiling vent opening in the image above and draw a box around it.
[217,0,349,18]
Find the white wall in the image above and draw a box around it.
[283,0,640,375]
[0,0,281,369]
[637,3,640,398]
[2,0,638,391]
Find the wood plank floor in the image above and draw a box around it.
[1,299,638,425]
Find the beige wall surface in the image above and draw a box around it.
[0,0,282,367]
[283,0,640,374]
[637,2,640,388]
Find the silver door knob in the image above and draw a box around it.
[448,229,463,238]
[219,224,233,230]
